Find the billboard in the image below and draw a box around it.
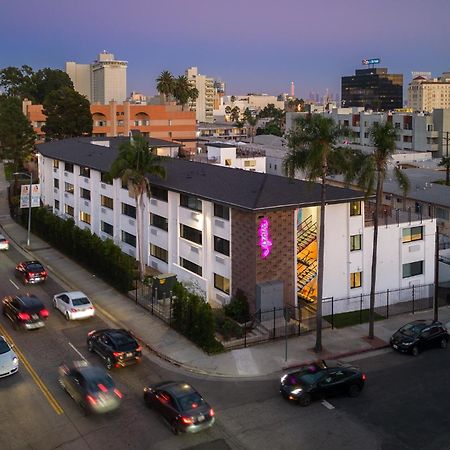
[362,58,380,65]
[20,184,41,208]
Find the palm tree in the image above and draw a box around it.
[156,70,174,103]
[173,75,198,111]
[351,121,409,339]
[438,156,450,186]
[284,114,350,353]
[243,108,257,143]
[230,106,240,123]
[109,135,166,279]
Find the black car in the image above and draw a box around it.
[15,261,48,284]
[87,329,142,370]
[143,381,215,434]
[58,361,122,414]
[2,294,49,330]
[390,320,448,356]
[280,360,366,406]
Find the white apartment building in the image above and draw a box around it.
[408,74,450,112]
[65,62,91,101]
[186,67,214,123]
[37,137,435,314]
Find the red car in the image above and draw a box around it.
[15,261,48,284]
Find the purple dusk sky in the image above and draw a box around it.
[2,0,450,99]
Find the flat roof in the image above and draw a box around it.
[38,137,366,211]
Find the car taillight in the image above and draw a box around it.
[70,308,78,313]
[209,408,215,417]
[362,373,366,381]
[41,271,47,276]
[98,383,108,392]
[112,352,123,357]
[136,346,142,352]
[181,416,193,424]
[86,395,97,405]
[114,388,123,398]
[88,330,96,337]
[40,309,49,318]
[18,312,31,321]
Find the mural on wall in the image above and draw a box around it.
[258,217,272,258]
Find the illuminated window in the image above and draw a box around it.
[214,274,230,294]
[79,211,91,224]
[101,195,114,209]
[350,271,362,289]
[402,226,423,243]
[64,182,74,194]
[53,160,59,169]
[225,159,232,166]
[350,234,362,251]
[350,201,361,216]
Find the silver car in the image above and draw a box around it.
[0,234,9,251]
[0,336,19,377]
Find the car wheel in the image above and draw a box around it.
[348,384,361,398]
[105,357,113,370]
[87,340,94,352]
[440,338,448,349]
[65,312,70,321]
[171,421,179,435]
[411,346,419,357]
[298,394,312,407]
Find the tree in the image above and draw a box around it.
[173,75,198,110]
[109,135,166,279]
[284,114,350,353]
[243,108,257,143]
[438,156,450,186]
[0,96,35,171]
[156,70,174,103]
[256,121,283,137]
[230,106,240,123]
[0,65,33,97]
[42,87,92,139]
[350,121,409,339]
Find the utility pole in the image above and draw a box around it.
[434,225,440,322]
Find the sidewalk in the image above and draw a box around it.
[2,163,449,378]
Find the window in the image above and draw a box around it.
[437,207,449,221]
[244,160,256,167]
[80,188,91,200]
[214,203,230,220]
[403,261,424,278]
[79,167,90,178]
[65,162,73,173]
[64,182,74,194]
[350,234,362,251]
[101,221,113,236]
[214,274,230,294]
[53,178,59,189]
[101,195,114,210]
[79,211,91,224]
[101,172,113,185]
[54,200,59,210]
[150,213,168,231]
[53,160,59,169]
[402,226,423,243]
[150,244,168,263]
[214,236,230,256]
[151,186,168,202]
[64,204,74,217]
[121,202,136,218]
[350,201,361,216]
[180,194,202,212]
[225,159,232,166]
[180,257,202,276]
[350,272,362,288]
[121,230,136,247]
[180,224,202,245]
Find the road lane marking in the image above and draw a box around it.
[0,323,64,415]
[9,279,19,290]
[321,400,335,410]
[68,342,86,361]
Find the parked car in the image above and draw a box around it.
[280,360,366,406]
[58,361,122,414]
[87,329,142,370]
[53,291,95,321]
[0,234,9,251]
[2,294,49,330]
[390,320,448,356]
[0,336,19,377]
[143,381,215,434]
[15,261,47,284]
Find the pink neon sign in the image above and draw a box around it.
[258,217,272,258]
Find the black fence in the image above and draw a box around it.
[131,282,174,325]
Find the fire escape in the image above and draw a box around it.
[297,215,318,302]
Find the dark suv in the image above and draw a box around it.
[15,261,48,284]
[390,320,448,356]
[87,329,142,370]
[2,294,49,330]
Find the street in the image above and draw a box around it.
[1,244,450,450]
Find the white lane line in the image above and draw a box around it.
[68,342,87,361]
[321,400,335,410]
[9,279,20,290]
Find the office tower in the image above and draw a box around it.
[186,66,214,123]
[65,62,91,101]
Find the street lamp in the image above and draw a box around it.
[14,171,32,247]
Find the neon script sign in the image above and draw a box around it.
[258,217,273,258]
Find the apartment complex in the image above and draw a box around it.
[66,51,127,103]
[186,67,215,123]
[408,73,450,112]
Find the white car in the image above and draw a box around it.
[0,336,19,377]
[0,234,9,251]
[53,291,95,320]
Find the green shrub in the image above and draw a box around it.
[224,289,250,323]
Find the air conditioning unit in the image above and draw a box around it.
[53,188,58,194]
[64,193,68,198]
[151,199,158,206]
[191,212,200,221]
[129,219,135,226]
[84,177,89,183]
[101,183,106,190]
[151,261,158,269]
[128,249,135,257]
[216,293,228,305]
[151,228,157,236]
[191,246,199,254]
[53,168,58,173]
[409,244,420,253]
[215,219,224,228]
[215,255,225,264]
[101,207,106,214]
[64,172,68,177]
[84,200,89,207]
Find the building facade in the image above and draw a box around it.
[186,67,215,123]
[408,74,450,112]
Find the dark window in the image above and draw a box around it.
[214,236,230,256]
[180,194,202,212]
[350,234,362,251]
[65,162,73,173]
[53,178,59,189]
[79,167,90,178]
[214,203,230,220]
[180,224,202,245]
[350,201,361,216]
[54,200,60,210]
[403,261,424,278]
[121,202,136,218]
[121,230,136,247]
[150,244,168,262]
[101,221,113,236]
[64,182,74,194]
[180,258,202,276]
[53,160,59,169]
[80,188,90,200]
[101,195,114,209]
[65,204,74,217]
[151,186,168,202]
[437,207,449,221]
[214,273,230,294]
[150,213,168,231]
[101,172,113,185]
[402,226,423,243]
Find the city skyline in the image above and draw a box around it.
[2,0,450,99]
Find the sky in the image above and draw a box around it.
[2,0,450,100]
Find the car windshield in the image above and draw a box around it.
[0,339,10,354]
[27,263,44,272]
[178,392,204,411]
[72,297,90,306]
[399,323,427,337]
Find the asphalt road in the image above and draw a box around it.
[1,244,450,450]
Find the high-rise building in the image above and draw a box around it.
[65,51,127,104]
[186,67,215,123]
[408,72,450,112]
[341,67,403,111]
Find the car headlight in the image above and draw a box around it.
[12,356,18,365]
[280,375,287,383]
[291,388,303,395]
[402,341,413,346]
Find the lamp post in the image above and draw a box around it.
[14,172,32,247]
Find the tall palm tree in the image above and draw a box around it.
[350,121,409,339]
[284,114,349,353]
[243,108,258,143]
[438,156,450,186]
[173,75,198,111]
[230,106,240,123]
[109,135,166,279]
[156,70,174,103]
